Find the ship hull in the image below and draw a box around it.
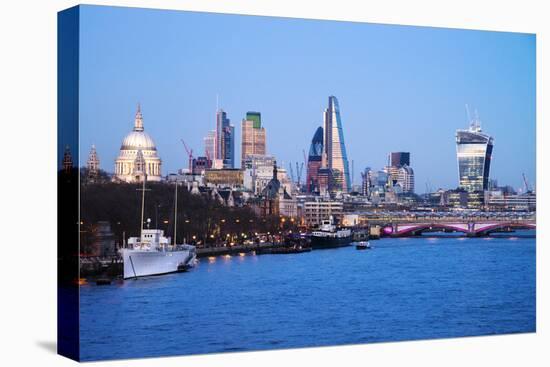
[310,235,352,249]
[121,249,194,279]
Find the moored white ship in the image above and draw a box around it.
[121,229,196,279]
[120,162,196,279]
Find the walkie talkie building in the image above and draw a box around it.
[456,118,494,192]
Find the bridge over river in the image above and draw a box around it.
[363,213,536,237]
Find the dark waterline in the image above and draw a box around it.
[79,232,536,361]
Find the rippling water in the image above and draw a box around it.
[79,233,536,361]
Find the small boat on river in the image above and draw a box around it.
[355,241,371,250]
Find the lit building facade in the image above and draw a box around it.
[303,200,344,227]
[114,105,162,183]
[323,96,351,192]
[204,130,216,161]
[241,111,266,168]
[456,118,493,192]
[204,168,243,187]
[442,189,484,209]
[306,126,323,193]
[216,109,235,168]
[485,191,536,211]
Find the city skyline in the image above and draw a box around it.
[78,5,536,192]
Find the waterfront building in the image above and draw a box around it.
[306,126,324,193]
[485,190,536,212]
[303,199,344,227]
[441,189,484,209]
[456,114,494,192]
[204,168,243,187]
[323,96,351,192]
[114,105,162,183]
[216,109,235,168]
[86,144,100,182]
[241,112,266,168]
[204,130,216,161]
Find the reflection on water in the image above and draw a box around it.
[80,232,536,361]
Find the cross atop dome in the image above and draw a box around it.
[134,103,144,132]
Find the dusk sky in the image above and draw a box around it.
[78,5,536,193]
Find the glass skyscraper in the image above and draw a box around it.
[323,96,351,192]
[306,126,323,193]
[456,119,494,192]
[216,109,235,168]
[390,152,410,167]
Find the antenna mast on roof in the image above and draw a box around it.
[474,109,481,131]
[465,104,473,129]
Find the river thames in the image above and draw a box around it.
[79,232,535,361]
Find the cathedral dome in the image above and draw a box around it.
[120,104,157,150]
[121,130,157,151]
[114,104,162,183]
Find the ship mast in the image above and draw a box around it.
[173,181,178,246]
[140,172,147,240]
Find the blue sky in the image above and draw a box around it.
[78,5,536,193]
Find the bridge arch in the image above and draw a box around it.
[381,220,536,237]
[473,222,536,236]
[390,223,470,236]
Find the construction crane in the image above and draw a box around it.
[180,139,194,172]
[522,173,531,193]
[288,162,295,184]
[425,181,433,194]
[295,162,304,187]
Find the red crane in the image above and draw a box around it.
[180,139,194,172]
